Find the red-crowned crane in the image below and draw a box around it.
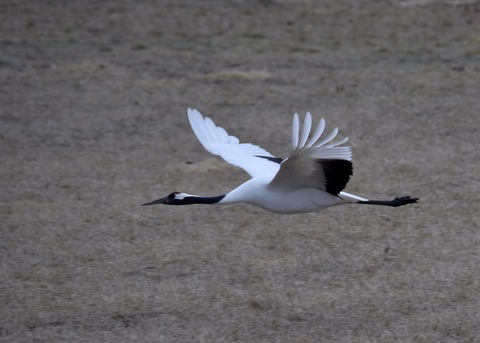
[142,109,418,214]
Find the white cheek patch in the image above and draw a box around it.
[175,193,194,200]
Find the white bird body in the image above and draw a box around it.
[221,179,342,214]
[142,109,418,213]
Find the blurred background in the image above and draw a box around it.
[1,1,479,341]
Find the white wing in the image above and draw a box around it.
[187,108,280,179]
[270,112,353,195]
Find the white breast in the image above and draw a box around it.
[222,179,343,214]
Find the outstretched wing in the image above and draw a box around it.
[187,108,280,179]
[270,113,352,195]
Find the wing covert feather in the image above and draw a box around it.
[270,113,352,194]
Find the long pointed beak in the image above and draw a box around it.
[141,197,168,206]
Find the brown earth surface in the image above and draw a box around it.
[1,0,480,342]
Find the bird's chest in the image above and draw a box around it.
[253,188,337,214]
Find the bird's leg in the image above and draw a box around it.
[357,196,418,207]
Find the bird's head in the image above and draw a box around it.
[141,192,192,206]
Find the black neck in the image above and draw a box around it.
[177,195,225,205]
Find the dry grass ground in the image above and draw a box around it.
[1,0,480,342]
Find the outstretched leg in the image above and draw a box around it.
[357,196,418,207]
[339,192,418,207]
